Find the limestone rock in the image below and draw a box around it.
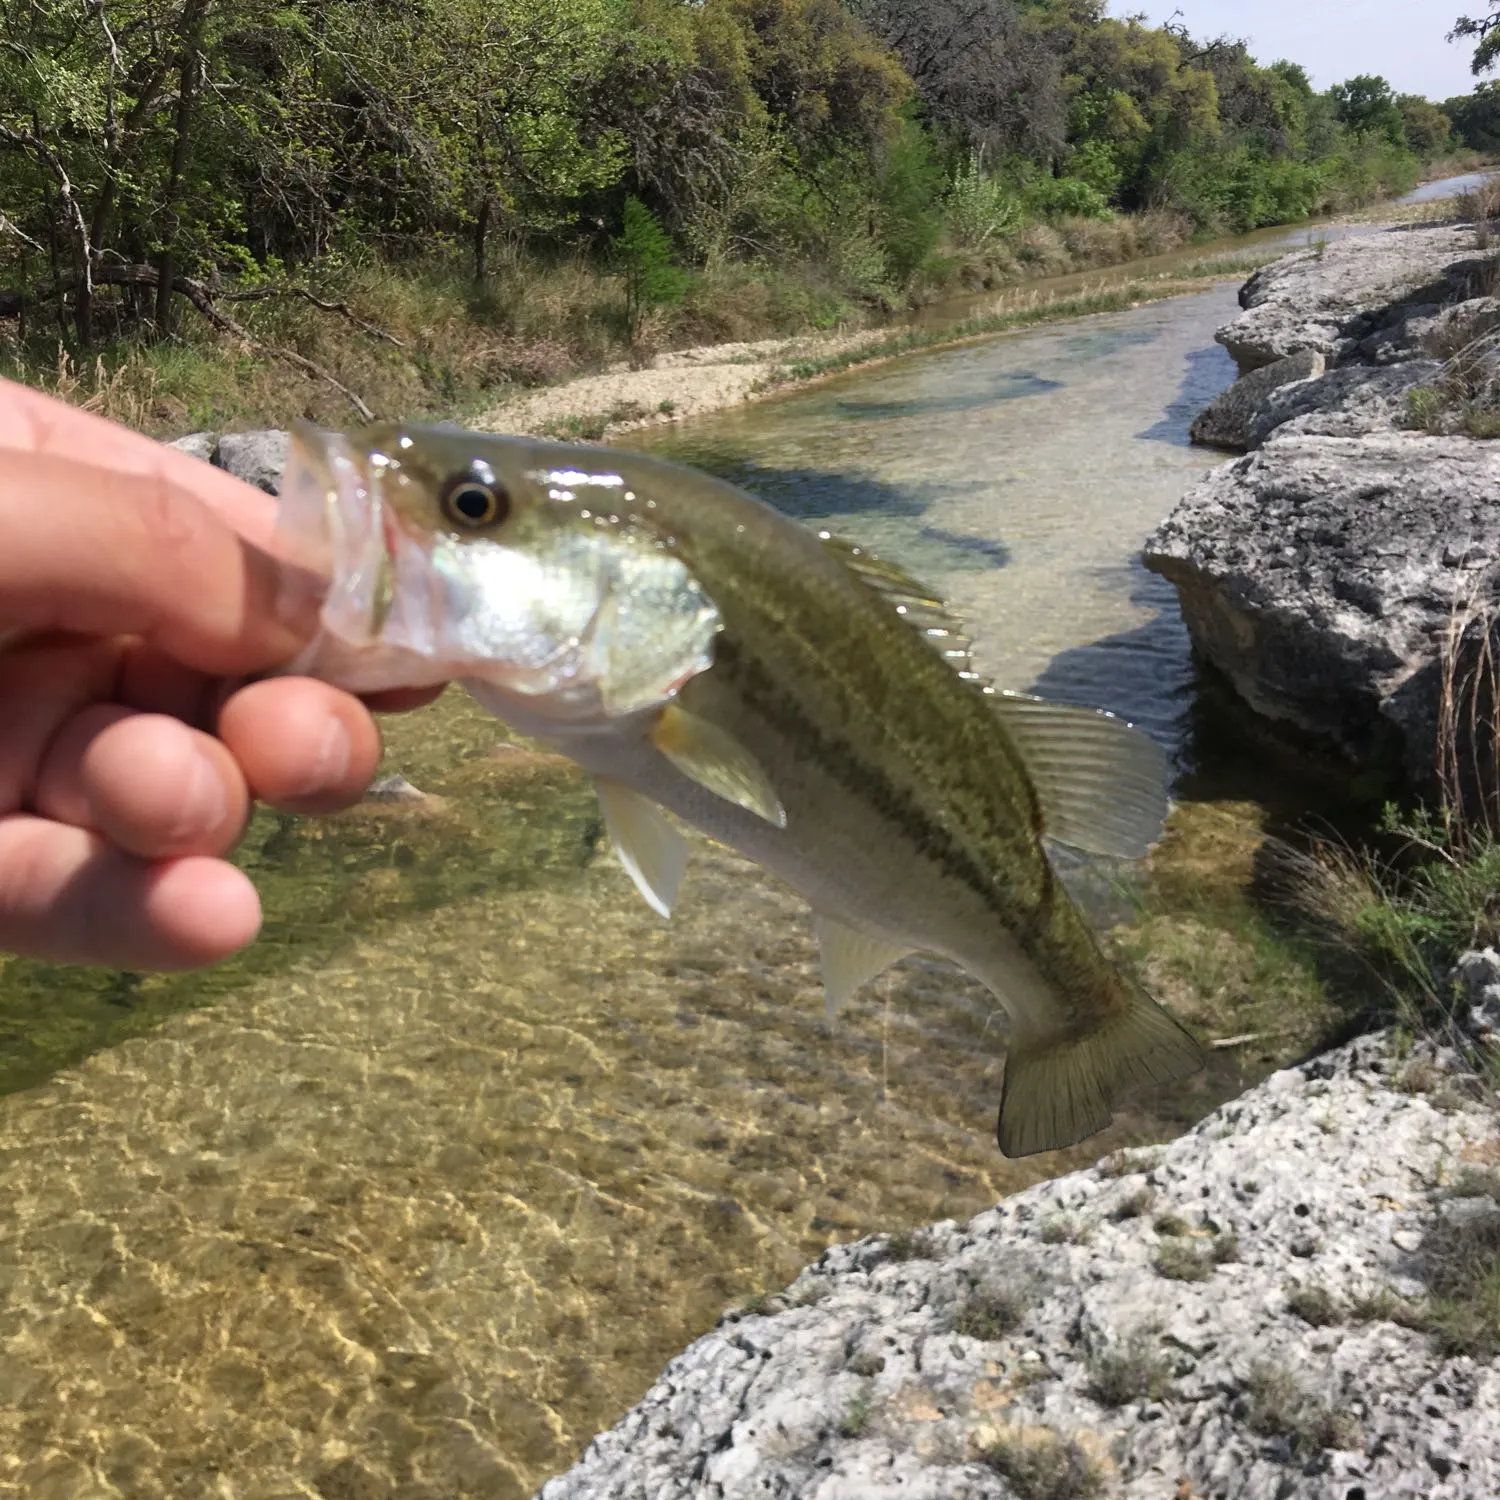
[538,1035,1500,1500]
[1142,433,1500,780]
[166,431,217,463]
[1454,949,1500,1047]
[1190,350,1325,451]
[1218,225,1491,372]
[212,429,290,494]
[1244,361,1442,448]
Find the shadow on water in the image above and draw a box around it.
[1137,343,1240,446]
[833,369,1063,420]
[1024,569,1193,752]
[643,446,1014,574]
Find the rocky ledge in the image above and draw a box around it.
[1145,218,1500,783]
[539,1031,1500,1500]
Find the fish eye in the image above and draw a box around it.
[440,473,509,528]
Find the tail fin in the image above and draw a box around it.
[997,983,1204,1158]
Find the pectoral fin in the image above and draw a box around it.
[990,692,1169,860]
[812,915,910,1020]
[650,704,786,828]
[594,777,688,919]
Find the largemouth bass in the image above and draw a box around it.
[276,421,1203,1156]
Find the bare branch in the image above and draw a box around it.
[0,123,95,308]
[216,284,405,346]
[0,212,46,254]
[16,262,376,419]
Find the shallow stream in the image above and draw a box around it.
[0,185,1479,1497]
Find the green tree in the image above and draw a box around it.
[1445,81,1500,147]
[612,195,689,347]
[1451,6,1500,75]
[1329,75,1406,146]
[1398,95,1455,155]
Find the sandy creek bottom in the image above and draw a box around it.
[0,289,1366,1499]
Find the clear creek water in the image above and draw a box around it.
[0,187,1476,1497]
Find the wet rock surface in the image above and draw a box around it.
[1151,219,1500,782]
[539,1034,1500,1500]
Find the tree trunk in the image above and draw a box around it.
[474,195,491,281]
[156,0,211,334]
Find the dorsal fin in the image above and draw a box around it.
[991,692,1169,860]
[817,532,977,675]
[818,534,1170,861]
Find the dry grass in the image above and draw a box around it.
[1403,253,1500,437]
[977,1428,1104,1500]
[0,202,1204,437]
[1084,1330,1172,1407]
[951,1281,1028,1340]
[1273,573,1500,1048]
[1245,1365,1361,1456]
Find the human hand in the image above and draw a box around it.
[0,379,438,971]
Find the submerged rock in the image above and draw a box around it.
[362,773,429,804]
[539,1034,1500,1499]
[1143,433,1500,779]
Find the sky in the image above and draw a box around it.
[1107,1,1483,103]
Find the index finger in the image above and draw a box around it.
[0,378,278,546]
[0,392,313,675]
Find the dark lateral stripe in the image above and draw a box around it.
[713,634,1057,939]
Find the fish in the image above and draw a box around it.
[274,420,1204,1156]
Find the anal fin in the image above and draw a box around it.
[997,981,1203,1158]
[813,915,910,1020]
[595,777,688,919]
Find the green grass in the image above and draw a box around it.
[1282,804,1500,1045]
[837,1382,875,1438]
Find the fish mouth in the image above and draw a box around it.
[281,420,397,648]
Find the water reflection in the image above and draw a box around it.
[1400,170,1498,205]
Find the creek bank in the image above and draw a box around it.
[1144,222,1500,784]
[540,1029,1500,1500]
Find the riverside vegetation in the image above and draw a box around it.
[0,0,1484,436]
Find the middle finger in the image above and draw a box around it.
[33,705,250,860]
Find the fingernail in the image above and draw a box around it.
[169,749,231,846]
[298,715,351,797]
